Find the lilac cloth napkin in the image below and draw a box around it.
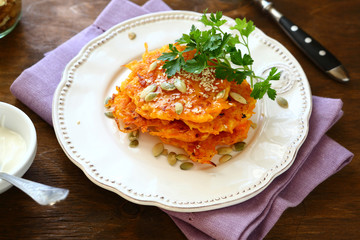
[10,1,353,239]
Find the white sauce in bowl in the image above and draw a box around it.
[0,117,27,172]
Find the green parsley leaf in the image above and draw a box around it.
[177,33,191,44]
[250,79,277,100]
[200,12,213,26]
[267,67,281,81]
[228,35,240,47]
[241,20,255,37]
[242,54,254,66]
[266,87,277,100]
[157,11,281,100]
[157,52,178,61]
[203,34,222,51]
[229,49,243,66]
[162,56,184,76]
[184,54,207,74]
[251,81,270,100]
[230,18,248,33]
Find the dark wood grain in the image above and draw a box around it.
[0,0,359,239]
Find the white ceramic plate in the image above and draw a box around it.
[53,11,312,212]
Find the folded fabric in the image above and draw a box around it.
[10,1,353,239]
[10,0,171,125]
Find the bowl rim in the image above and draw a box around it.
[0,102,37,193]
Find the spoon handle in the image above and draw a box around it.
[0,172,69,205]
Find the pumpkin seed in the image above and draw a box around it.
[176,154,188,161]
[167,152,177,166]
[128,130,139,141]
[148,61,158,72]
[152,142,164,157]
[230,92,247,104]
[104,111,114,118]
[217,147,233,155]
[145,92,159,102]
[162,149,169,156]
[160,82,176,91]
[276,96,288,108]
[233,142,246,151]
[104,96,111,108]
[128,32,136,40]
[216,89,226,99]
[180,162,194,170]
[175,102,183,115]
[140,84,157,99]
[174,78,187,93]
[219,154,232,163]
[129,139,139,148]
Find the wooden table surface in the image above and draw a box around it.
[1,0,359,239]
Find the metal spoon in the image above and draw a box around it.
[0,172,69,205]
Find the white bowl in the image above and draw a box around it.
[0,102,37,194]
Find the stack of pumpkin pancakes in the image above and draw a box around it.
[108,44,256,165]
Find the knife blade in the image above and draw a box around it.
[253,0,350,83]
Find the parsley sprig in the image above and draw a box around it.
[157,11,281,100]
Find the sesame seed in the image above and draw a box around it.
[178,68,220,95]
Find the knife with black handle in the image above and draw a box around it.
[254,0,350,82]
